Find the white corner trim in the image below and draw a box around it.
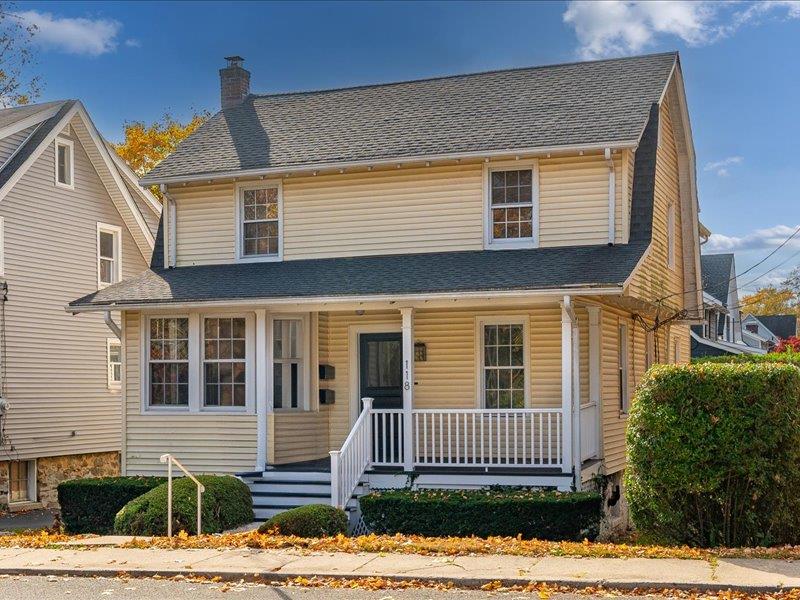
[107,145,162,216]
[234,180,284,263]
[54,137,75,190]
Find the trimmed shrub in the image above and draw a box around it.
[58,476,166,534]
[359,488,601,540]
[258,504,348,537]
[114,475,253,535]
[693,351,800,367]
[626,362,800,547]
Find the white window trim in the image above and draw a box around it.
[140,312,257,415]
[7,459,36,505]
[199,312,255,413]
[268,312,311,412]
[107,337,122,390]
[666,202,675,270]
[234,180,283,263]
[483,159,540,250]
[96,222,122,289]
[474,315,531,409]
[54,137,74,190]
[619,323,630,415]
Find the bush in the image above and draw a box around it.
[359,488,601,540]
[258,504,348,537]
[58,476,166,534]
[693,351,800,367]
[626,363,800,547]
[114,475,253,535]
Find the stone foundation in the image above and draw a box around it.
[593,470,632,540]
[0,451,120,510]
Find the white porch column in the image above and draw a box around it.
[400,307,415,471]
[587,306,603,461]
[255,309,268,471]
[571,316,581,489]
[560,297,574,479]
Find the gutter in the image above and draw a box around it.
[140,141,639,186]
[103,311,121,339]
[67,284,625,314]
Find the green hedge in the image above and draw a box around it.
[626,363,800,547]
[258,504,348,537]
[693,351,800,367]
[114,475,253,536]
[359,488,601,540]
[57,476,166,534]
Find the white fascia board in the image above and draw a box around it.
[690,330,767,355]
[702,291,725,310]
[73,104,155,249]
[106,142,162,216]
[0,104,61,140]
[140,140,638,186]
[67,284,625,314]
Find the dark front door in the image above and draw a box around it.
[360,332,402,464]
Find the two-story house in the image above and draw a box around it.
[741,313,797,349]
[0,100,159,509]
[70,53,702,522]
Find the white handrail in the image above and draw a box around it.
[160,453,205,537]
[330,397,372,509]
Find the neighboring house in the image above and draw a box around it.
[741,313,798,349]
[690,253,766,357]
[70,52,703,523]
[0,100,159,509]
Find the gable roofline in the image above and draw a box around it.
[104,138,162,217]
[0,101,63,141]
[0,100,156,255]
[141,140,638,186]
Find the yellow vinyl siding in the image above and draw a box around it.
[170,155,625,266]
[0,129,148,461]
[625,96,684,311]
[122,311,258,475]
[271,412,329,464]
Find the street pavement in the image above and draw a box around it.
[0,574,653,599]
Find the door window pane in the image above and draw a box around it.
[273,319,304,409]
[365,340,402,388]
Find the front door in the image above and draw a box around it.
[359,333,402,463]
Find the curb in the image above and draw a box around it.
[0,567,796,593]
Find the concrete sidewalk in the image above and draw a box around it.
[0,545,797,592]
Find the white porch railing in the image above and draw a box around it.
[329,398,372,509]
[412,409,563,468]
[160,454,205,537]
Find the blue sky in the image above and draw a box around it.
[13,0,800,291]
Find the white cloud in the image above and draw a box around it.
[563,1,800,59]
[705,224,800,253]
[14,10,121,56]
[703,155,743,177]
[124,38,141,48]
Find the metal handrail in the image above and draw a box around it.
[160,453,205,537]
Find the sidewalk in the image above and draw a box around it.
[0,541,799,592]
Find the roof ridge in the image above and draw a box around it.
[247,51,679,100]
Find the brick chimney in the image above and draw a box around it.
[219,56,250,109]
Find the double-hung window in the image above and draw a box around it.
[486,163,538,248]
[479,319,528,409]
[107,339,122,388]
[238,184,281,260]
[203,317,247,408]
[55,138,74,189]
[272,317,306,410]
[148,317,189,407]
[97,223,121,287]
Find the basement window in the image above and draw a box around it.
[55,138,74,189]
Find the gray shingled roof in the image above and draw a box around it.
[701,253,734,306]
[0,100,66,131]
[754,315,798,340]
[142,52,677,183]
[71,242,648,309]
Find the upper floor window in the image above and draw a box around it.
[236,183,282,261]
[55,138,74,189]
[97,223,121,288]
[667,203,675,269]
[485,162,538,249]
[746,323,758,334]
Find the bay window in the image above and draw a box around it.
[147,317,189,407]
[203,317,247,408]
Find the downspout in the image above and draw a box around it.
[605,148,616,245]
[104,310,121,340]
[160,184,177,268]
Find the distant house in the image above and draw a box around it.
[691,253,766,357]
[0,100,159,509]
[741,314,798,350]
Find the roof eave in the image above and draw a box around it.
[140,140,639,186]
